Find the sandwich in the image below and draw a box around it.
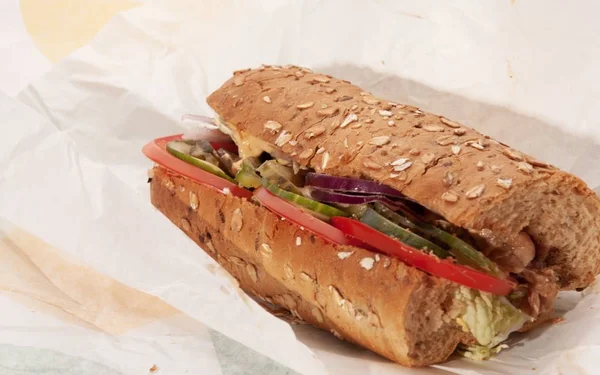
[142,65,600,367]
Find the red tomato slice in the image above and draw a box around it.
[142,135,251,199]
[331,217,515,296]
[254,187,350,246]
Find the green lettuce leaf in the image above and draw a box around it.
[455,286,530,359]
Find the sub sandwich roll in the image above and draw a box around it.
[150,166,474,366]
[143,65,600,367]
[207,66,600,292]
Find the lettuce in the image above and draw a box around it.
[455,286,530,359]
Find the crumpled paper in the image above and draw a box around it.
[2,0,600,374]
[0,215,225,374]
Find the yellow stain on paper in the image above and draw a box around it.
[20,0,140,62]
[0,227,179,334]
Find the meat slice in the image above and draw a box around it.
[478,230,536,274]
[520,268,559,318]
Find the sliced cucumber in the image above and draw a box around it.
[373,203,420,232]
[340,204,368,218]
[360,208,448,258]
[235,161,262,188]
[257,160,304,195]
[166,141,235,183]
[373,203,503,276]
[290,202,331,221]
[262,179,350,220]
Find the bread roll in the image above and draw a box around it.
[150,166,474,366]
[146,65,600,367]
[207,65,600,290]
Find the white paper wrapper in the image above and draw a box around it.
[2,1,600,374]
[0,217,225,374]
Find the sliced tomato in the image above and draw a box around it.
[143,135,251,199]
[331,217,515,296]
[254,187,350,246]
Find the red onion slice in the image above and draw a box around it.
[181,114,232,142]
[305,173,403,198]
[181,114,215,124]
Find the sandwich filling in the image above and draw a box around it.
[156,115,561,356]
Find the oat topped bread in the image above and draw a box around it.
[144,64,600,367]
[208,65,600,290]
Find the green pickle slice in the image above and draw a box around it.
[166,140,235,183]
[262,179,350,220]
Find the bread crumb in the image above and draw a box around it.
[275,131,293,147]
[246,263,258,283]
[205,240,216,253]
[162,178,175,191]
[369,136,391,146]
[440,117,461,128]
[337,251,353,260]
[423,125,444,132]
[329,285,344,306]
[149,364,159,373]
[491,165,502,174]
[421,153,436,164]
[466,184,486,199]
[228,256,245,266]
[496,178,513,190]
[231,208,243,232]
[340,113,358,128]
[299,272,314,283]
[359,257,375,270]
[283,294,297,310]
[331,329,343,340]
[311,75,330,83]
[321,152,330,170]
[189,191,198,210]
[517,161,534,175]
[442,191,459,203]
[180,218,191,232]
[264,120,282,133]
[503,147,524,161]
[260,243,273,258]
[311,307,324,323]
[284,264,294,280]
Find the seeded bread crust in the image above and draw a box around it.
[150,166,474,367]
[207,65,600,290]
